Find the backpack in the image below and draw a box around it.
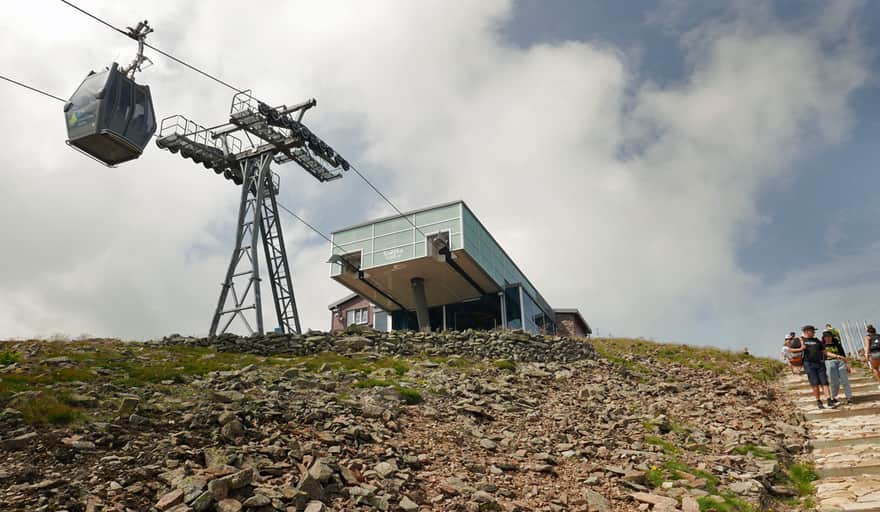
[870,334,880,352]
[788,337,803,366]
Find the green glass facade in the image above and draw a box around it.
[331,202,463,275]
[331,201,556,334]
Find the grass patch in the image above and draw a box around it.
[1,341,271,393]
[395,386,423,405]
[786,463,818,496]
[493,359,517,371]
[697,493,755,512]
[645,467,664,488]
[351,379,423,404]
[0,350,21,365]
[590,337,784,381]
[112,346,266,387]
[732,444,777,460]
[12,392,82,425]
[645,434,681,455]
[0,367,99,396]
[664,459,719,493]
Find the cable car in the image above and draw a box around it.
[64,21,155,167]
[64,62,156,166]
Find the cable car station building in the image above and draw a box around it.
[329,201,572,334]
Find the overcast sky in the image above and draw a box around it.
[1,0,878,355]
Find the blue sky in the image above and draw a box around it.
[0,0,878,355]
[507,0,880,283]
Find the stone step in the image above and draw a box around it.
[792,373,880,512]
[791,383,880,399]
[783,376,877,390]
[812,434,880,449]
[804,403,880,421]
[821,503,880,512]
[814,444,880,478]
[816,475,880,510]
[810,416,880,443]
[796,391,880,405]
[816,464,880,478]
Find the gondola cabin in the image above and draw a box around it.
[64,62,156,166]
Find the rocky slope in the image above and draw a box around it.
[0,330,811,512]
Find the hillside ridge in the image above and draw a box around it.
[0,332,812,511]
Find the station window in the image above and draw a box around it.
[346,307,369,325]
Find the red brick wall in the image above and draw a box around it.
[330,296,373,331]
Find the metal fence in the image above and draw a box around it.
[839,320,870,359]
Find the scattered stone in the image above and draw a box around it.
[1,432,37,451]
[156,488,184,511]
[399,496,420,511]
[216,498,243,512]
[67,393,98,407]
[0,333,802,512]
[241,494,271,507]
[118,395,140,415]
[304,501,326,512]
[374,461,397,479]
[584,489,610,512]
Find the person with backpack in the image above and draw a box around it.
[787,332,804,375]
[864,325,880,389]
[822,330,853,406]
[825,323,842,343]
[789,325,837,409]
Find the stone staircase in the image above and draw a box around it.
[783,371,880,511]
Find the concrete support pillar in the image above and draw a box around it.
[410,277,431,332]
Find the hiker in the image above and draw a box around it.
[789,325,836,409]
[822,330,853,405]
[786,332,804,375]
[864,325,880,389]
[825,323,842,343]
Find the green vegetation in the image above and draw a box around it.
[492,359,517,371]
[645,434,681,455]
[395,386,423,405]
[0,339,435,425]
[0,350,21,365]
[12,392,81,425]
[697,493,755,512]
[663,459,719,493]
[590,337,784,381]
[350,379,423,404]
[785,462,818,496]
[645,467,665,488]
[732,444,777,460]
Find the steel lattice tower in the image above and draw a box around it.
[156,91,351,336]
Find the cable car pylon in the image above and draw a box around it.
[156,91,351,337]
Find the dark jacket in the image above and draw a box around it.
[824,338,846,358]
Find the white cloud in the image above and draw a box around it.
[0,1,870,353]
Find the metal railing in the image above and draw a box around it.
[158,114,242,155]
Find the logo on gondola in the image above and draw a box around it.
[67,111,95,128]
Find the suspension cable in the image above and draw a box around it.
[59,0,244,92]
[61,0,428,244]
[0,74,65,102]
